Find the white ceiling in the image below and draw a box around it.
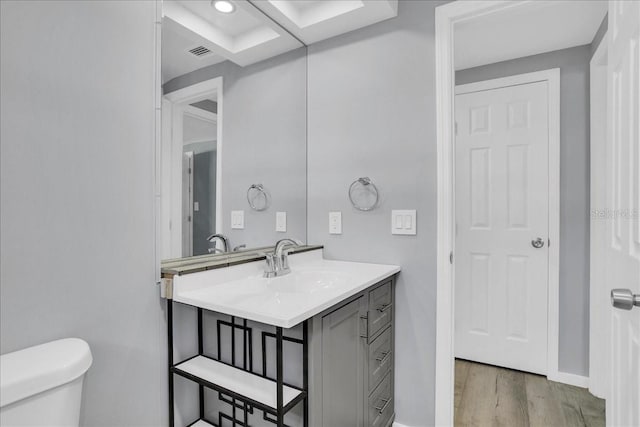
[162,20,226,83]
[163,0,302,71]
[454,1,607,71]
[251,0,397,45]
[162,0,398,83]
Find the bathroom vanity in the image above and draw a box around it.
[162,247,399,427]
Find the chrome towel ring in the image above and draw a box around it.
[348,177,379,211]
[247,184,269,211]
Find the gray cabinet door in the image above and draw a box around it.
[320,296,367,427]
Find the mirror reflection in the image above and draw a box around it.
[160,0,307,261]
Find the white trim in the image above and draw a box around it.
[162,77,223,257]
[548,371,590,389]
[164,78,220,104]
[454,68,561,381]
[435,2,567,425]
[588,31,608,400]
[455,69,559,94]
[392,422,413,427]
[154,0,162,284]
[183,104,217,124]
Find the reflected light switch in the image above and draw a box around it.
[276,212,287,232]
[231,210,244,229]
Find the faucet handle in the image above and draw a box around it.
[266,253,276,270]
[263,253,278,278]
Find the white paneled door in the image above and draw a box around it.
[606,1,640,426]
[455,81,549,375]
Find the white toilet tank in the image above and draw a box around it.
[0,338,92,427]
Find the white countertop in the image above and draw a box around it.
[172,249,400,328]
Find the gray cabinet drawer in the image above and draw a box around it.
[368,326,392,393]
[367,371,393,427]
[368,280,392,339]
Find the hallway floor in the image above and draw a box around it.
[454,359,605,427]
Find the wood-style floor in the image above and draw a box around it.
[454,359,605,427]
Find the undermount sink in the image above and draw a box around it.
[265,270,351,294]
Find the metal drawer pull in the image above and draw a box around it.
[375,351,391,364]
[374,398,391,414]
[360,315,369,338]
[377,303,392,313]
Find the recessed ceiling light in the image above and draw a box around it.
[212,0,235,14]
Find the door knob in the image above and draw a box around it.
[611,289,640,310]
[531,238,545,248]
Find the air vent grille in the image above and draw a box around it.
[188,46,212,57]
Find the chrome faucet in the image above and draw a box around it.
[264,238,302,278]
[206,234,230,253]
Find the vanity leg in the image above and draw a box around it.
[303,320,308,427]
[168,299,174,427]
[197,308,204,420]
[276,327,284,427]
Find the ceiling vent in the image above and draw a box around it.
[188,46,213,57]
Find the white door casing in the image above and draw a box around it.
[435,3,568,425]
[606,1,640,426]
[182,151,194,257]
[455,79,549,375]
[589,32,608,400]
[161,77,223,259]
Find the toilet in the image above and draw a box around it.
[0,338,92,426]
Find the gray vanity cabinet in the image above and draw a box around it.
[309,277,395,427]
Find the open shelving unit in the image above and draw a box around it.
[167,300,309,427]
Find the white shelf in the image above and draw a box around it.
[174,356,301,409]
[190,421,214,427]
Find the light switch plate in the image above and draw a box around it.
[329,211,342,234]
[276,211,287,232]
[231,210,244,229]
[391,210,416,235]
[193,201,199,212]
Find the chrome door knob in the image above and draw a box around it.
[531,238,545,248]
[611,289,640,310]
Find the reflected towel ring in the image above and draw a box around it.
[348,177,379,211]
[247,184,269,211]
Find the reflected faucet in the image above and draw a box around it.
[264,238,302,278]
[207,234,230,253]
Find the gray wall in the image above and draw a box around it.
[164,50,307,249]
[307,2,445,425]
[0,1,166,426]
[456,45,592,377]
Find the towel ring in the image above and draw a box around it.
[348,177,379,211]
[247,184,269,211]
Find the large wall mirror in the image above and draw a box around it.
[160,0,308,261]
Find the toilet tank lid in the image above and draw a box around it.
[0,338,92,407]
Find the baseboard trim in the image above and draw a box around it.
[548,371,590,388]
[393,423,413,427]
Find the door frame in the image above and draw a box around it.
[589,31,608,400]
[161,77,223,259]
[454,67,561,370]
[435,2,563,424]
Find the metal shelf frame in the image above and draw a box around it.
[167,300,309,427]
